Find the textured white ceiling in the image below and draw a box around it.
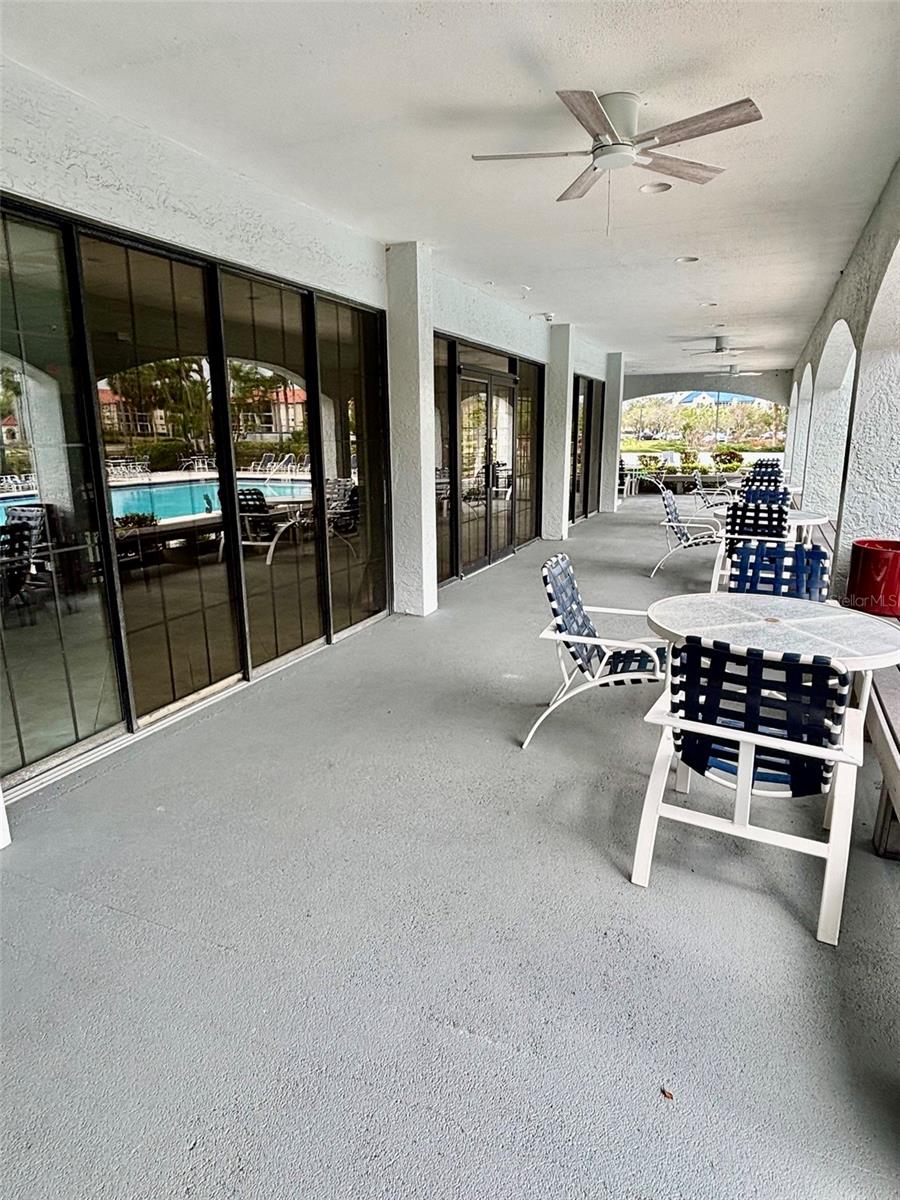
[4,1,899,371]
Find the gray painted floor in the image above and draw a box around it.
[2,497,899,1200]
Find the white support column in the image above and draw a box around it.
[599,352,624,512]
[541,323,574,540]
[386,241,437,616]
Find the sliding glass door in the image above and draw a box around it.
[1,216,123,772]
[221,271,324,667]
[459,373,516,573]
[570,375,604,523]
[80,237,242,720]
[437,337,543,581]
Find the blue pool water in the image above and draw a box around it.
[0,478,312,525]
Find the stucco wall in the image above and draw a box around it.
[1,57,387,308]
[432,272,551,363]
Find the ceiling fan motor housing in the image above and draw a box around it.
[591,92,642,169]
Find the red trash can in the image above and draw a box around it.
[845,539,900,616]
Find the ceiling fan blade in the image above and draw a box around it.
[556,165,604,202]
[556,90,621,142]
[471,150,592,161]
[639,98,762,149]
[635,151,724,184]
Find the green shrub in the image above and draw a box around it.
[638,453,664,472]
[114,512,158,529]
[711,447,744,471]
[680,451,699,471]
[146,440,191,471]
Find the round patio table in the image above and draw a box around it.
[647,591,900,673]
[709,505,829,543]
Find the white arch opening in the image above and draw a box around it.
[803,320,856,514]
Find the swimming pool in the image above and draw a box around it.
[0,477,312,525]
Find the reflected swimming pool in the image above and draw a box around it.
[0,477,313,525]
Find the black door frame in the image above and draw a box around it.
[457,367,518,574]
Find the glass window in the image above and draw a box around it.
[458,343,512,374]
[221,271,324,666]
[434,337,453,582]
[570,377,588,522]
[316,299,387,634]
[587,380,603,514]
[515,360,541,545]
[1,216,122,773]
[80,237,241,719]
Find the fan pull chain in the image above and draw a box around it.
[606,171,612,237]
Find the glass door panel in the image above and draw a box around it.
[221,271,324,667]
[515,361,540,546]
[1,217,123,774]
[316,299,388,634]
[490,383,515,560]
[80,237,241,719]
[459,377,489,572]
[570,378,587,522]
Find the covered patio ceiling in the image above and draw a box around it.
[3,1,899,374]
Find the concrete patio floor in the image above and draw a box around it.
[2,496,898,1200]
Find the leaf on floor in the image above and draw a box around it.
[660,1087,674,1101]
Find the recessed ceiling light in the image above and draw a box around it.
[675,256,700,264]
[639,182,672,194]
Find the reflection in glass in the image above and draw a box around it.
[1,217,122,774]
[587,380,603,515]
[459,378,489,572]
[80,237,240,719]
[434,337,453,582]
[316,299,387,634]
[490,383,515,558]
[221,272,323,665]
[458,343,511,374]
[515,361,541,545]
[570,377,587,522]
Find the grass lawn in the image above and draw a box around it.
[620,439,786,453]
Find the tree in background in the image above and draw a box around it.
[106,358,211,452]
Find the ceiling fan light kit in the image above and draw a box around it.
[472,89,762,201]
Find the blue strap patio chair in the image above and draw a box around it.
[689,470,733,511]
[523,553,666,748]
[651,489,722,578]
[740,485,791,505]
[631,635,863,945]
[728,541,831,602]
[712,500,790,589]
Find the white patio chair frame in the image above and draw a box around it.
[523,554,666,749]
[651,489,722,578]
[631,638,863,945]
[690,470,734,512]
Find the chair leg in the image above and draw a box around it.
[0,796,10,850]
[816,762,856,946]
[822,782,834,831]
[631,729,675,887]
[650,546,678,578]
[675,757,691,794]
[521,675,598,749]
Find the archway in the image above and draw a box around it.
[803,320,856,514]
[788,364,814,487]
[783,381,799,478]
[834,242,900,588]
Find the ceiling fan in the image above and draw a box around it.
[685,335,764,358]
[472,91,762,201]
[702,363,763,378]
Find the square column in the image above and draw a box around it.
[599,352,624,512]
[386,242,437,616]
[541,324,574,540]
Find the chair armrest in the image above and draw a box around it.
[583,606,648,616]
[643,690,863,766]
